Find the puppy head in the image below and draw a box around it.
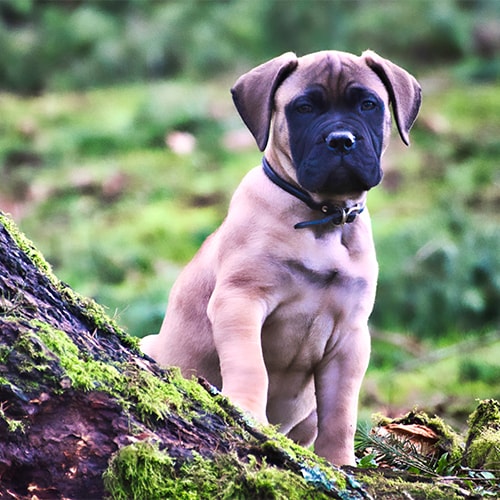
[231,50,421,197]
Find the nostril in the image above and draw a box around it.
[326,131,356,153]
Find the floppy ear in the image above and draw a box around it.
[231,52,298,151]
[362,50,422,146]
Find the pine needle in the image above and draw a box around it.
[355,423,440,476]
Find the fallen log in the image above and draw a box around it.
[0,212,497,499]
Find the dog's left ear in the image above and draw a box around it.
[363,50,422,146]
[231,52,299,151]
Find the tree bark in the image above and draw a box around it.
[0,212,493,499]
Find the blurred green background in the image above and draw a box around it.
[1,0,499,427]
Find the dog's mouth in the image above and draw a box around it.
[297,155,383,195]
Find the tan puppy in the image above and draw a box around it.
[141,50,421,465]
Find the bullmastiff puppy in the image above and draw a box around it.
[141,50,421,465]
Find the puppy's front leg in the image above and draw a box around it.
[207,291,269,424]
[314,326,371,466]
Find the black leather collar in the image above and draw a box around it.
[262,157,365,230]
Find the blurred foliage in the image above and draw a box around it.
[371,81,500,338]
[373,218,500,337]
[362,334,500,429]
[1,0,500,93]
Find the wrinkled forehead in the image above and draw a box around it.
[275,51,389,105]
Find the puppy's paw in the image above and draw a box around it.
[139,334,157,357]
[240,408,269,428]
[315,443,356,466]
[223,392,268,426]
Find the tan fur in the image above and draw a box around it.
[141,50,421,465]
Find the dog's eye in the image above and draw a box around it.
[296,103,314,114]
[361,100,377,111]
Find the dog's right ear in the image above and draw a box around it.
[231,52,298,151]
[362,50,421,146]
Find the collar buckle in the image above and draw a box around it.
[341,204,363,225]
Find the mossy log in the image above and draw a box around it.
[0,211,493,499]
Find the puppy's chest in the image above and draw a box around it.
[261,252,371,370]
[282,258,345,289]
[278,230,370,297]
[274,257,369,323]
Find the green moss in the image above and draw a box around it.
[120,365,182,420]
[0,405,25,433]
[233,455,332,500]
[36,321,187,420]
[257,427,352,494]
[10,319,186,422]
[466,399,500,445]
[0,213,56,281]
[0,344,12,364]
[15,329,59,380]
[171,371,247,427]
[5,284,256,429]
[10,317,242,426]
[103,441,177,500]
[467,428,500,469]
[34,320,124,391]
[103,441,334,500]
[0,383,26,433]
[465,399,500,469]
[357,471,464,500]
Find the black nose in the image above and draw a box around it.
[326,131,356,153]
